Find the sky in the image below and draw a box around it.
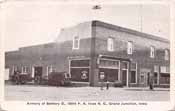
[3,2,170,51]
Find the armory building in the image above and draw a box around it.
[5,20,170,87]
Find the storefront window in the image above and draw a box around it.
[71,60,89,67]
[121,62,128,69]
[47,66,55,75]
[99,68,119,82]
[160,66,170,84]
[99,59,119,68]
[160,66,170,73]
[70,59,90,82]
[160,74,170,84]
[22,66,29,73]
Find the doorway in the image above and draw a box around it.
[34,66,43,78]
[122,70,127,86]
[121,61,129,86]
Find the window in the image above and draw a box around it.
[22,66,28,73]
[107,37,114,51]
[12,66,18,75]
[127,41,133,54]
[164,49,169,60]
[150,46,155,58]
[140,75,144,83]
[73,36,80,49]
[154,65,159,72]
[71,60,90,67]
[160,66,170,73]
[99,59,119,69]
[47,66,55,75]
[70,59,90,82]
[121,62,128,69]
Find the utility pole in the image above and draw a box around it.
[139,4,143,32]
[89,5,102,86]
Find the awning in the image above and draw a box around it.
[98,54,131,62]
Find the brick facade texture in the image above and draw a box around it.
[5,20,170,87]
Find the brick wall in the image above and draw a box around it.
[93,22,170,86]
[5,38,92,77]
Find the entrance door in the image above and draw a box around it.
[34,66,43,77]
[122,70,127,86]
[121,61,129,86]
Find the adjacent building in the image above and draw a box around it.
[5,20,170,87]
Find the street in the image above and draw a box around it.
[4,84,170,101]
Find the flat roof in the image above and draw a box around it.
[91,20,169,43]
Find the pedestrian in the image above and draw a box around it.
[101,81,103,90]
[106,81,109,90]
[100,72,105,90]
[149,75,154,90]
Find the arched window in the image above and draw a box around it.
[72,36,80,50]
[150,46,155,58]
[107,37,114,51]
[164,49,169,60]
[127,41,133,55]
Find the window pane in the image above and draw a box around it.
[99,59,119,68]
[71,60,89,67]
[70,68,89,82]
[99,68,118,82]
[150,46,155,58]
[160,66,170,73]
[160,73,170,84]
[107,37,114,51]
[74,40,79,48]
[73,36,79,49]
[127,41,133,54]
[165,49,169,60]
[131,62,136,70]
[154,65,159,72]
[121,62,128,69]
[140,75,144,83]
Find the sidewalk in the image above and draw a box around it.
[124,87,170,91]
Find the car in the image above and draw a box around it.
[12,72,33,84]
[48,72,71,86]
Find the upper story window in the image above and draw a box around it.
[107,37,114,51]
[164,49,169,60]
[72,36,80,50]
[127,41,133,55]
[150,46,155,58]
